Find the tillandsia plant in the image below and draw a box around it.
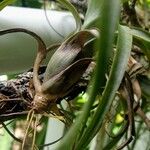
[0,0,98,149]
[0,0,150,150]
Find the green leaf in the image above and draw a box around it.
[121,0,129,3]
[0,0,15,10]
[76,24,132,149]
[131,27,150,43]
[115,26,150,62]
[83,0,102,28]
[55,0,120,149]
[131,27,150,61]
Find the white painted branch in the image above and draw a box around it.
[0,6,75,74]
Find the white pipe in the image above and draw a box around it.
[0,6,76,74]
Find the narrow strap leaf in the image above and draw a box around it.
[55,0,120,149]
[76,25,133,149]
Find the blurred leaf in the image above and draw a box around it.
[12,0,42,8]
[56,0,120,149]
[83,0,102,28]
[0,0,15,10]
[77,24,132,149]
[95,25,133,150]
[26,0,42,8]
[121,0,129,3]
[131,27,150,42]
[131,27,150,61]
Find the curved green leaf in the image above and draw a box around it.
[76,25,132,149]
[83,0,102,28]
[55,0,120,149]
[115,26,150,61]
[131,27,150,43]
[131,27,150,61]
